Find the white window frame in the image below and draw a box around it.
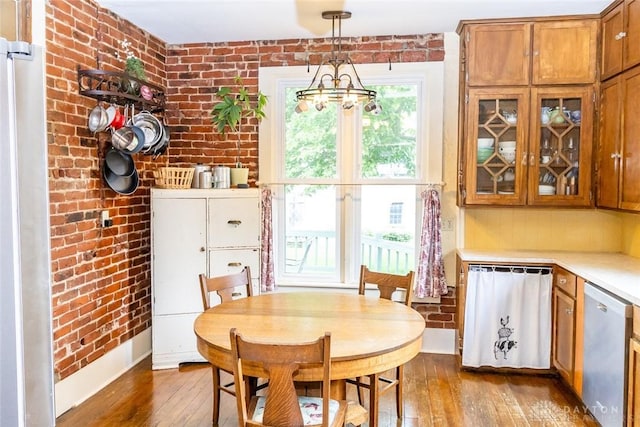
[259,62,444,287]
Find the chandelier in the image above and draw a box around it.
[295,11,381,113]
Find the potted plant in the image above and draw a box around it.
[210,76,268,187]
[120,39,146,95]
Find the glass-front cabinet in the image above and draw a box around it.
[463,88,529,205]
[461,86,593,206]
[528,87,593,206]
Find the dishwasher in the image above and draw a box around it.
[583,282,632,427]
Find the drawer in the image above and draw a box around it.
[209,248,260,278]
[554,267,576,297]
[208,197,259,247]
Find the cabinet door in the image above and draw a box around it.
[464,23,531,86]
[462,88,529,205]
[532,20,598,85]
[602,3,625,80]
[552,288,576,386]
[528,86,594,206]
[621,66,640,211]
[625,0,640,71]
[208,197,260,247]
[152,197,207,315]
[597,77,623,209]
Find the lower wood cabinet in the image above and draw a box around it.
[551,267,584,396]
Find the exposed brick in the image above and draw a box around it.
[47,0,446,382]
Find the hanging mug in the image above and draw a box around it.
[541,107,552,125]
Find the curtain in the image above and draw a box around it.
[415,189,447,298]
[462,267,552,368]
[260,188,275,292]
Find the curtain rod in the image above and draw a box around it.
[257,182,445,188]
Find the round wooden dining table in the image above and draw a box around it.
[194,291,425,400]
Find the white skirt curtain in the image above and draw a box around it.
[462,266,552,369]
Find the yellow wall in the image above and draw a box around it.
[622,212,640,257]
[464,208,624,252]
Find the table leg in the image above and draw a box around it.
[369,373,379,427]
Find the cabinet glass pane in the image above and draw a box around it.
[538,97,581,196]
[475,98,518,195]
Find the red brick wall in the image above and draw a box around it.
[46,0,448,382]
[46,0,165,381]
[163,34,445,184]
[412,287,457,329]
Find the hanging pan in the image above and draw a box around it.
[104,148,135,177]
[103,156,139,195]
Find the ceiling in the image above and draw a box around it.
[96,0,611,45]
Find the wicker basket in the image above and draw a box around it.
[153,167,194,189]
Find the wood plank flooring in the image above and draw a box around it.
[56,353,599,426]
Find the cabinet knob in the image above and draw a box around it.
[521,153,528,165]
[228,262,242,267]
[565,308,573,315]
[610,152,621,159]
[615,31,627,40]
[228,220,242,226]
[200,247,205,252]
[558,277,567,284]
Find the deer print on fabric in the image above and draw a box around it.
[494,316,517,360]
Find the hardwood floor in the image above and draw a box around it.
[56,353,599,426]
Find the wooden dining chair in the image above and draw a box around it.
[198,267,253,425]
[229,328,348,427]
[347,264,415,425]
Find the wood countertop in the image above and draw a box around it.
[457,249,640,305]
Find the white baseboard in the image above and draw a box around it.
[54,327,152,417]
[420,328,456,354]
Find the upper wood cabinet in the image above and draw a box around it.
[457,16,599,208]
[597,66,640,211]
[532,20,598,85]
[601,0,640,81]
[461,18,598,87]
[464,23,531,86]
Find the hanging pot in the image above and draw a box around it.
[151,120,170,159]
[109,106,126,130]
[111,126,137,152]
[88,104,108,133]
[132,111,163,151]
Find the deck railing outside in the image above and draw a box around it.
[285,232,414,275]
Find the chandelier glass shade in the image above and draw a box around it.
[295,11,379,113]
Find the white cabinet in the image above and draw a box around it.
[151,188,261,369]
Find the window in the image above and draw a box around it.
[260,62,444,286]
[389,202,403,225]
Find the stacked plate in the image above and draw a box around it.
[539,184,556,195]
